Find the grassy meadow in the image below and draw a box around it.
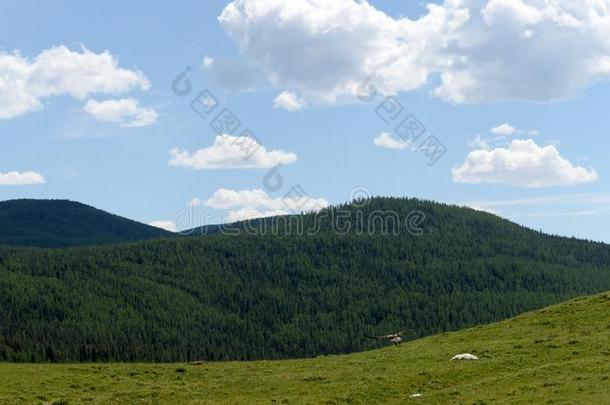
[1,292,610,404]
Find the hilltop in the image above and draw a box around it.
[1,291,609,404]
[0,199,174,247]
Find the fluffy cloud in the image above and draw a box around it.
[219,0,610,104]
[491,123,539,136]
[168,134,297,170]
[0,45,150,119]
[469,135,492,151]
[219,0,465,103]
[491,123,517,136]
[374,132,411,150]
[203,188,329,218]
[0,171,45,186]
[430,0,610,103]
[203,55,214,68]
[84,98,158,128]
[452,139,598,187]
[148,221,177,232]
[273,91,308,111]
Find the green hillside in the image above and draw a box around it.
[2,197,610,362]
[0,199,174,247]
[1,291,609,404]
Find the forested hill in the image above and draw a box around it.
[1,197,610,362]
[0,199,174,247]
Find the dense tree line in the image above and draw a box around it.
[1,197,610,362]
[0,199,173,248]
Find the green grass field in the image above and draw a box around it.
[2,292,610,404]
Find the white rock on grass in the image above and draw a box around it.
[451,353,479,361]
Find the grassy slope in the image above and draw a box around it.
[1,292,610,404]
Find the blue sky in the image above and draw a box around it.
[1,0,610,241]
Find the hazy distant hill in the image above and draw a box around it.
[0,199,174,247]
[1,197,610,362]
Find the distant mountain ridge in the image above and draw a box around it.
[0,199,174,248]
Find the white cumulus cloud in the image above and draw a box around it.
[491,123,517,136]
[491,123,539,136]
[219,0,610,104]
[452,139,598,187]
[0,171,45,186]
[219,0,464,103]
[203,188,329,219]
[374,132,411,150]
[203,55,214,68]
[273,91,307,111]
[168,134,297,170]
[0,45,150,119]
[84,98,157,128]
